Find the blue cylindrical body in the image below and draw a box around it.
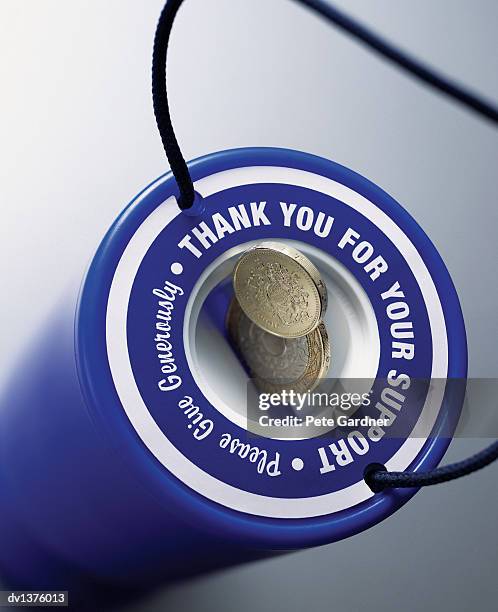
[0,294,258,591]
[0,148,467,594]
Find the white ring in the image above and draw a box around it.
[105,166,448,519]
[184,239,380,435]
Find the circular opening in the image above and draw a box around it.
[184,239,380,438]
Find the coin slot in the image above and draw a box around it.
[184,240,380,439]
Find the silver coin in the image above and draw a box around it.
[227,297,330,394]
[233,242,328,339]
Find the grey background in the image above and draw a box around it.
[0,1,497,610]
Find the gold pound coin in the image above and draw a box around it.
[233,242,327,339]
[227,298,330,394]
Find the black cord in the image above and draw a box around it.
[365,441,498,492]
[151,0,498,490]
[152,0,498,209]
[152,0,195,209]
